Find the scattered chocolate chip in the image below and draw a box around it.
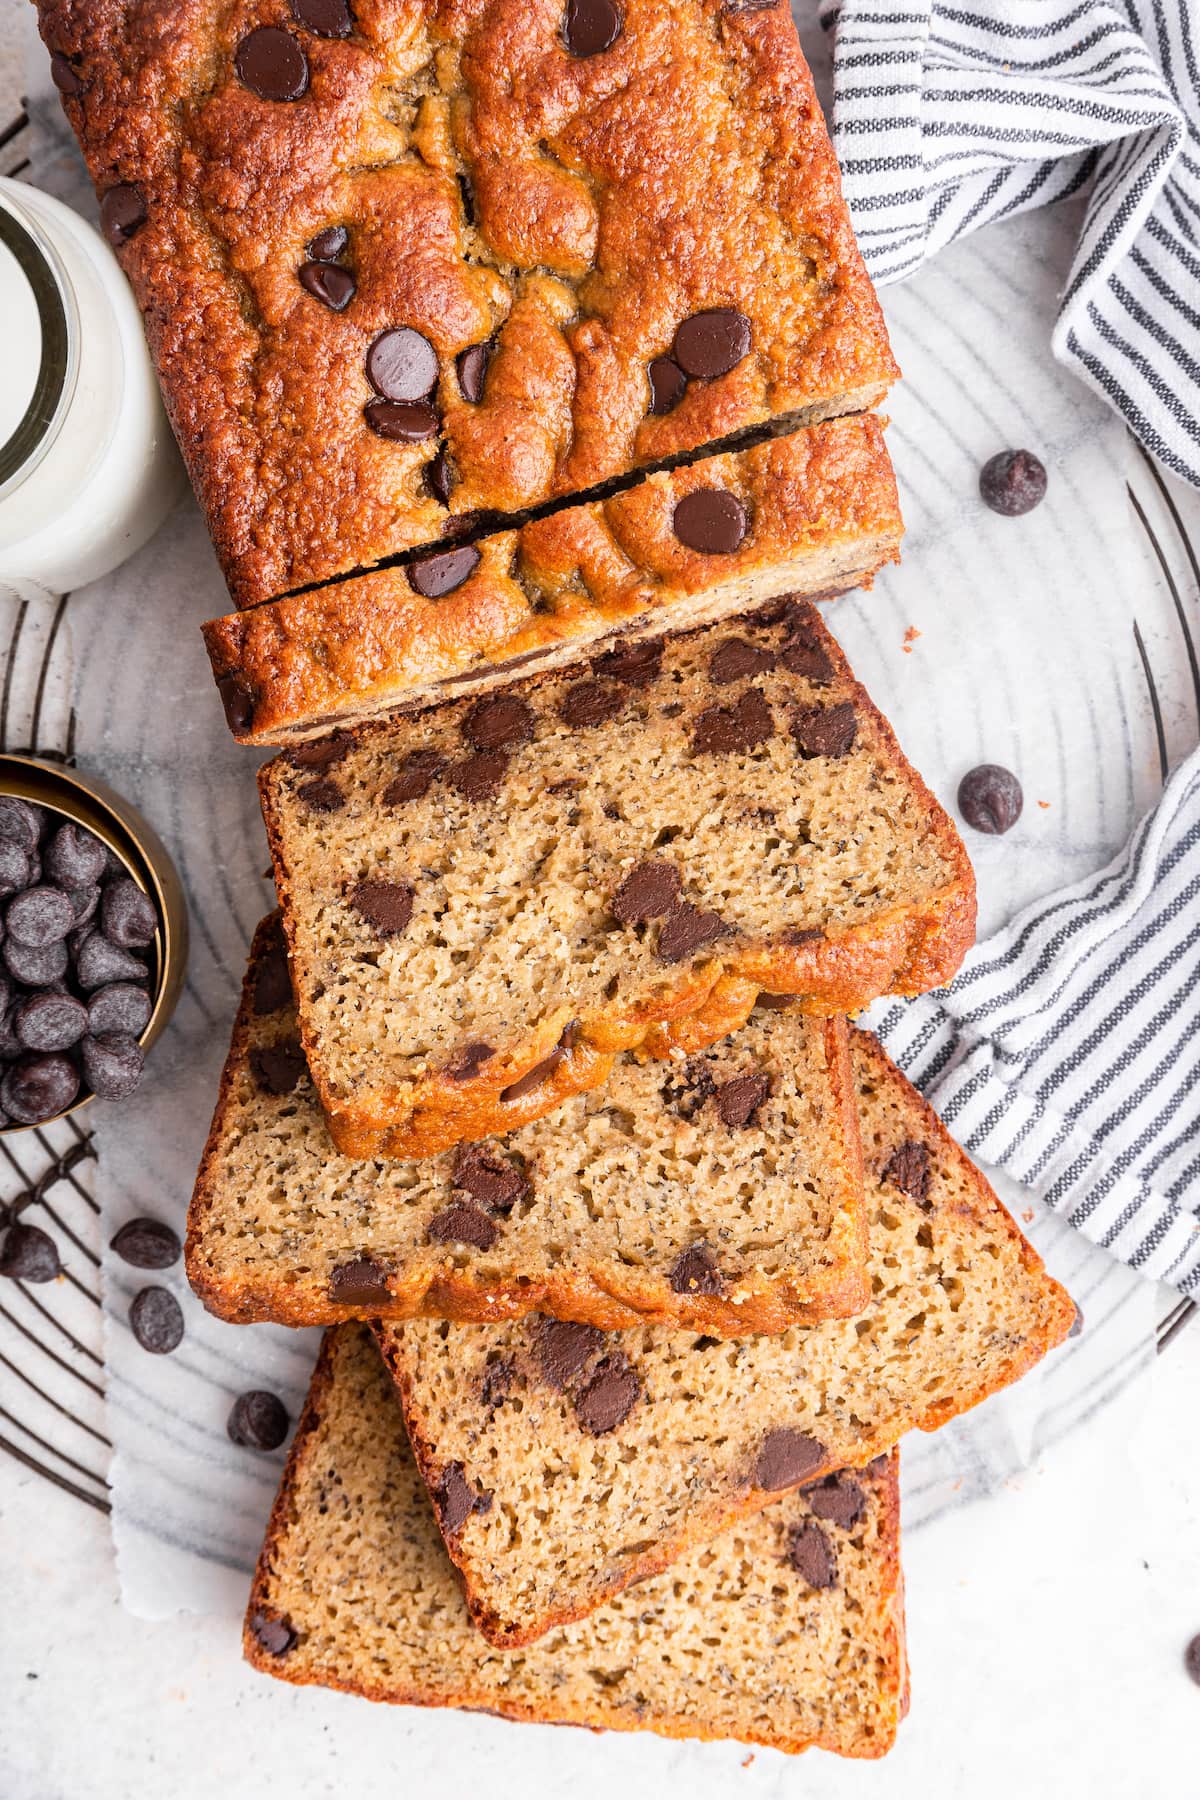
[100,877,158,949]
[99,183,147,247]
[408,545,480,599]
[425,448,453,505]
[574,1355,640,1434]
[7,887,74,948]
[534,1317,604,1390]
[290,0,353,37]
[328,1256,391,1306]
[714,1070,771,1129]
[661,1057,717,1120]
[1,1053,79,1124]
[456,340,494,404]
[351,879,414,937]
[611,861,681,924]
[80,1033,145,1100]
[253,939,292,1016]
[436,1461,490,1533]
[307,225,348,260]
[4,937,69,988]
[366,327,438,402]
[958,763,1023,835]
[296,777,344,812]
[481,1356,516,1411]
[0,1222,60,1282]
[791,702,857,760]
[803,1473,866,1530]
[786,1520,837,1588]
[591,639,662,687]
[672,307,751,380]
[74,932,146,990]
[50,52,83,95]
[44,824,107,890]
[249,1611,296,1657]
[111,1217,181,1270]
[129,1285,184,1354]
[648,355,687,414]
[673,488,748,555]
[657,903,727,964]
[0,798,40,853]
[463,694,535,752]
[365,398,440,441]
[66,885,99,926]
[447,750,509,802]
[0,842,29,897]
[779,611,835,684]
[882,1139,931,1205]
[710,638,775,684]
[979,449,1047,517]
[453,1143,529,1213]
[563,0,623,57]
[444,1040,495,1081]
[384,751,445,805]
[1185,1635,1200,1686]
[428,1201,499,1249]
[299,261,355,310]
[217,674,256,733]
[668,1244,724,1296]
[13,992,87,1052]
[234,27,310,101]
[249,1039,306,1095]
[559,679,624,729]
[691,687,773,756]
[227,1390,290,1451]
[755,1428,827,1491]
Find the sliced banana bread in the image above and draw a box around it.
[377,1027,1074,1647]
[186,917,868,1333]
[260,604,976,1158]
[246,1325,908,1760]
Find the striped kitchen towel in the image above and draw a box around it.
[871,747,1200,1294]
[819,0,1200,490]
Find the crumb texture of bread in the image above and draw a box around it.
[187,918,869,1332]
[245,1325,907,1760]
[376,1028,1074,1646]
[37,0,897,605]
[260,602,975,1157]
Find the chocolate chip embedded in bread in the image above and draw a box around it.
[407,545,481,599]
[436,1461,491,1534]
[691,687,773,755]
[710,638,776,684]
[366,327,438,402]
[298,261,355,310]
[791,702,857,760]
[668,1244,724,1297]
[500,1021,577,1103]
[427,1202,499,1250]
[99,183,147,247]
[786,1520,837,1589]
[1069,1303,1084,1339]
[882,1139,931,1205]
[591,639,663,687]
[574,1354,641,1435]
[648,355,687,414]
[660,1057,717,1120]
[673,489,748,555]
[657,902,727,964]
[447,750,509,801]
[779,612,835,684]
[50,52,84,95]
[217,673,256,733]
[328,1256,392,1306]
[456,340,494,404]
[307,225,348,260]
[248,1039,306,1096]
[365,399,440,441]
[534,1318,605,1390]
[803,1473,866,1530]
[444,1040,495,1082]
[463,694,535,752]
[452,1143,529,1215]
[384,751,445,805]
[351,879,414,938]
[755,992,798,1012]
[481,1356,516,1412]
[249,1610,297,1657]
[425,448,453,504]
[714,1071,771,1129]
[611,861,681,924]
[563,0,623,58]
[296,777,344,812]
[754,1428,827,1491]
[290,0,354,38]
[672,308,752,379]
[234,27,310,100]
[287,732,352,771]
[559,679,625,729]
[252,929,292,1014]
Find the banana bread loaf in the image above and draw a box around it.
[245,1324,908,1759]
[187,916,869,1332]
[376,1027,1074,1647]
[37,0,897,607]
[260,603,975,1158]
[204,417,902,744]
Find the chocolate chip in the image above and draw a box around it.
[80,1032,145,1100]
[436,1461,489,1534]
[111,1217,181,1270]
[574,1355,640,1434]
[611,861,681,923]
[425,448,452,504]
[673,488,748,555]
[779,612,835,684]
[4,937,69,987]
[559,679,624,729]
[50,52,83,95]
[249,1611,296,1657]
[7,887,74,948]
[456,340,494,404]
[13,992,86,1052]
[691,687,773,755]
[298,261,355,310]
[1185,1635,1200,1686]
[755,991,798,1011]
[1069,1302,1084,1339]
[657,903,727,964]
[453,1143,528,1214]
[563,0,623,57]
[668,1244,723,1296]
[234,27,310,101]
[99,184,147,247]
[672,308,751,379]
[791,702,857,760]
[129,1285,184,1354]
[296,777,344,811]
[979,449,1047,517]
[100,877,158,949]
[307,225,348,260]
[714,1071,771,1129]
[290,0,353,37]
[227,1390,290,1451]
[73,932,146,989]
[786,1521,837,1588]
[365,398,439,441]
[218,674,256,733]
[481,1356,516,1411]
[882,1139,931,1205]
[249,1039,306,1095]
[501,1042,567,1104]
[1,1053,79,1124]
[328,1256,391,1306]
[591,639,662,687]
[534,1317,604,1390]
[754,1428,827,1491]
[384,751,445,805]
[408,545,480,599]
[0,1222,60,1282]
[0,798,40,852]
[444,1040,495,1081]
[0,842,29,897]
[44,824,107,889]
[463,694,535,752]
[253,939,292,1017]
[958,764,1023,835]
[351,879,413,937]
[660,1057,716,1120]
[367,327,438,402]
[447,750,509,801]
[710,638,775,685]
[648,355,686,414]
[428,1201,499,1249]
[66,884,99,926]
[803,1473,866,1530]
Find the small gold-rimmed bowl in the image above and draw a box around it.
[0,754,188,1132]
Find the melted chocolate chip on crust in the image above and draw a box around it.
[384,751,445,805]
[443,1040,495,1082]
[250,1611,297,1657]
[691,687,773,755]
[366,327,438,402]
[217,673,256,733]
[803,1473,867,1530]
[563,0,623,57]
[99,184,147,247]
[298,261,355,310]
[786,1521,838,1589]
[591,639,663,687]
[657,903,727,964]
[673,488,748,555]
[408,545,480,599]
[559,679,625,729]
[534,1318,605,1390]
[648,355,687,414]
[611,861,681,923]
[291,0,354,37]
[365,398,439,441]
[500,1021,578,1104]
[328,1256,392,1306]
[234,27,310,101]
[50,52,84,95]
[456,341,494,404]
[427,1202,499,1249]
[249,1039,306,1095]
[447,750,509,801]
[425,448,453,505]
[714,1071,771,1129]
[754,1428,827,1491]
[668,1244,724,1296]
[463,694,535,752]
[307,225,348,261]
[791,702,857,760]
[882,1139,931,1205]
[672,308,751,379]
[351,879,414,937]
[574,1355,641,1435]
[435,1462,491,1534]
[452,1143,529,1214]
[710,638,776,684]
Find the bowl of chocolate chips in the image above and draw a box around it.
[0,755,187,1130]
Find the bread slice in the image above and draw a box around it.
[186,917,868,1334]
[260,604,976,1159]
[376,1027,1074,1647]
[203,419,902,745]
[245,1324,908,1760]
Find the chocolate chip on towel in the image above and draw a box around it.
[958,764,1023,835]
[979,449,1047,516]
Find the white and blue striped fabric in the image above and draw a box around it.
[819,0,1200,491]
[870,750,1200,1294]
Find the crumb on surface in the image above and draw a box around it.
[902,626,921,654]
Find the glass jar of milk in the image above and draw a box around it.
[0,177,183,603]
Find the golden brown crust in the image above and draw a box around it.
[203,417,902,742]
[37,0,897,606]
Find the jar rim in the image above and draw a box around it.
[0,184,79,502]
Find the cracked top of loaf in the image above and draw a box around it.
[37,0,898,604]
